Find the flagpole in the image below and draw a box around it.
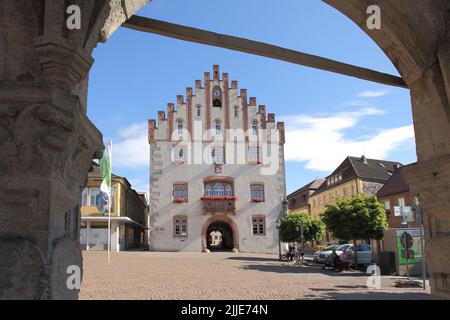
[107,140,112,263]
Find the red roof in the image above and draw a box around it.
[376,167,409,198]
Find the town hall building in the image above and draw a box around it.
[148,66,286,253]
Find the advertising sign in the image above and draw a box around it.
[396,229,423,265]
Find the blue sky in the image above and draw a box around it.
[88,0,416,194]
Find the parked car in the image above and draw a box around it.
[313,244,351,263]
[339,244,373,265]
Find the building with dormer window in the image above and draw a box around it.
[148,66,286,253]
[309,155,403,219]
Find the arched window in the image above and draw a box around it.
[177,120,183,135]
[205,185,213,196]
[81,188,88,206]
[196,105,201,117]
[213,183,224,196]
[204,182,233,197]
[225,184,233,196]
[212,86,222,107]
[234,106,239,118]
[252,120,258,135]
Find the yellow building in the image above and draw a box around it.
[80,162,148,251]
[309,156,402,220]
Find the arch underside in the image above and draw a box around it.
[201,215,239,252]
[1,0,449,300]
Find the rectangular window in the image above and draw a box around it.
[173,146,186,162]
[252,216,265,236]
[173,184,188,202]
[384,200,391,210]
[82,188,88,206]
[89,187,100,208]
[248,146,261,163]
[250,184,265,202]
[110,185,116,213]
[351,185,355,195]
[343,188,347,197]
[174,217,188,237]
[211,147,224,164]
[396,197,405,208]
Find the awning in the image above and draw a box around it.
[81,216,147,229]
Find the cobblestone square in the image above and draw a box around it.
[80,251,431,300]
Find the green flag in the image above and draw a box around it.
[99,141,112,214]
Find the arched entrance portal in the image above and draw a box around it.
[206,221,233,251]
[201,215,239,252]
[2,0,449,300]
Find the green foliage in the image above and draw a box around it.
[321,194,388,242]
[279,212,326,243]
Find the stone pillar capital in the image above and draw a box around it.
[34,36,94,91]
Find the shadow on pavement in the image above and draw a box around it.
[306,290,432,300]
[227,256,280,262]
[240,263,369,277]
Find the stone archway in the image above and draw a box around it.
[201,215,239,252]
[206,221,233,251]
[323,0,450,300]
[1,0,449,299]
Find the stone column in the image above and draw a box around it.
[0,0,150,299]
[323,0,450,299]
[402,38,450,297]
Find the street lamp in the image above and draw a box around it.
[276,217,282,261]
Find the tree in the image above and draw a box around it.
[321,194,387,266]
[279,212,325,245]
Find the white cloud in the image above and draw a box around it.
[113,122,149,168]
[357,89,391,98]
[282,108,415,172]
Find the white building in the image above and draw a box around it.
[148,66,286,254]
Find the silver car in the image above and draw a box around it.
[313,244,350,263]
[339,244,373,265]
[313,244,340,263]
